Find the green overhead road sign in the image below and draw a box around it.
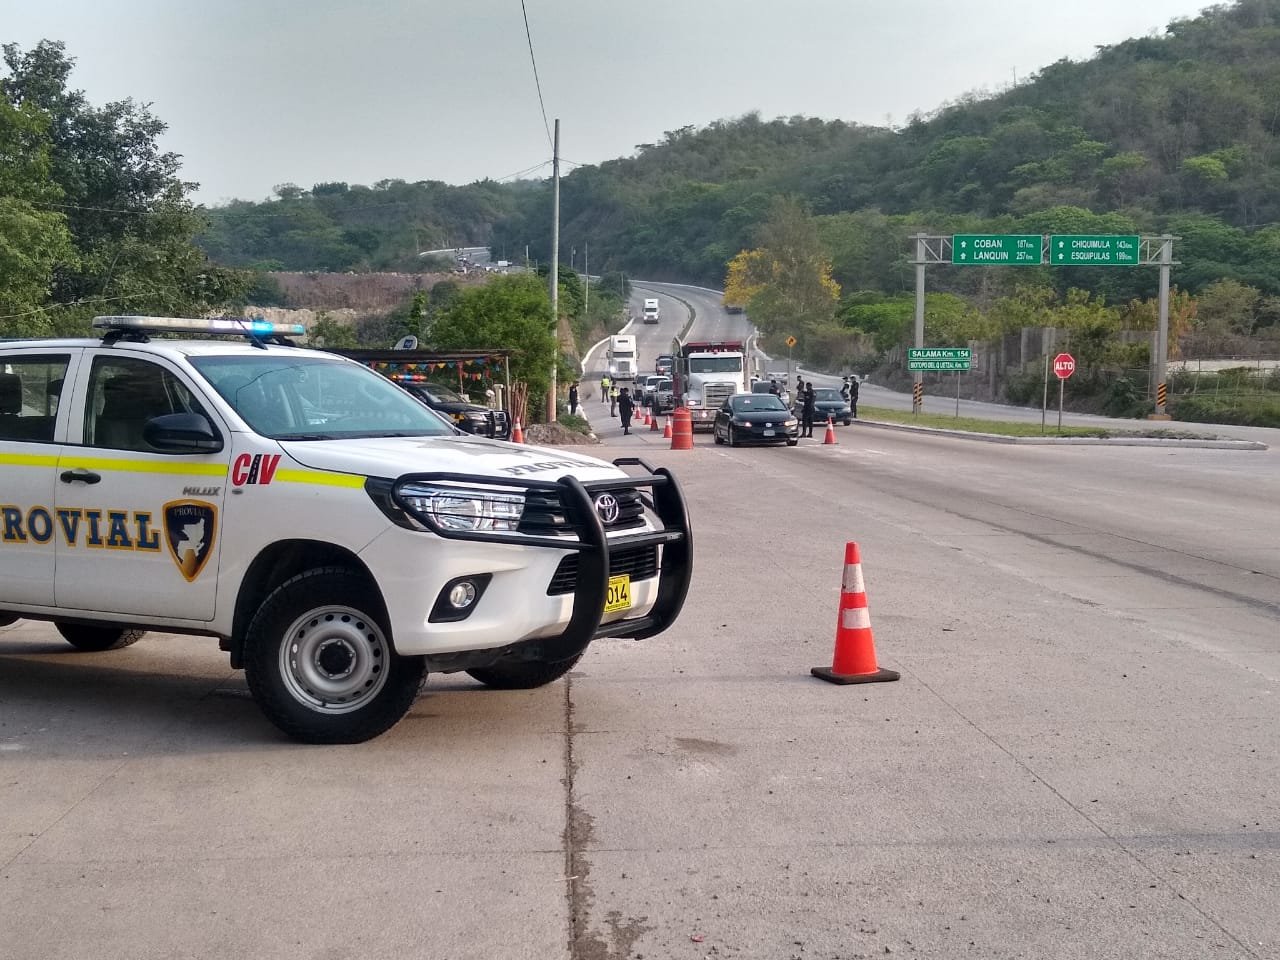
[908,347,971,372]
[952,235,1042,265]
[1049,235,1140,266]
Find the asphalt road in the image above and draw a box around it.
[4,402,1278,958]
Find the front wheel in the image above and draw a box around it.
[727,426,738,448]
[786,439,798,447]
[467,653,583,690]
[243,568,425,743]
[56,623,146,652]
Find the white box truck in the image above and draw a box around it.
[642,299,660,324]
[607,334,638,381]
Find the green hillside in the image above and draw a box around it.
[201,0,1280,298]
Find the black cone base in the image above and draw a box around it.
[810,666,901,685]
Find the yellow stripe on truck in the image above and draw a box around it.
[0,453,62,468]
[274,469,366,489]
[59,458,229,477]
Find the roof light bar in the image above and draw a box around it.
[92,316,307,337]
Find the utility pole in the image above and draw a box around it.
[583,242,589,316]
[549,118,560,423]
[913,234,926,414]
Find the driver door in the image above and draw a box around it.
[54,352,230,619]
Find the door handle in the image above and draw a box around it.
[59,469,102,485]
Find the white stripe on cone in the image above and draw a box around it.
[841,564,866,595]
[840,606,872,631]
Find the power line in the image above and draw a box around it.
[520,0,554,150]
[0,291,160,322]
[493,159,552,182]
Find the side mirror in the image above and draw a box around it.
[143,413,223,453]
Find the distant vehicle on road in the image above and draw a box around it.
[650,378,675,414]
[639,374,666,407]
[655,354,675,377]
[751,379,790,407]
[607,334,638,381]
[642,298,660,324]
[793,387,852,426]
[713,393,798,447]
[399,382,512,439]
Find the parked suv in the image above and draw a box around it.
[0,316,692,743]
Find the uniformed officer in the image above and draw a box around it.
[600,374,611,403]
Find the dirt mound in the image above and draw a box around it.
[524,423,599,445]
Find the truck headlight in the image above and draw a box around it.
[396,482,525,533]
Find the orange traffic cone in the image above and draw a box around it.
[823,416,837,445]
[650,409,660,432]
[662,417,672,440]
[644,409,652,427]
[511,419,525,444]
[812,542,900,685]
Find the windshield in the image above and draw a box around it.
[410,383,468,404]
[690,356,743,374]
[730,395,788,413]
[813,389,843,401]
[191,355,456,440]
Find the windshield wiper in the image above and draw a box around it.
[272,433,333,441]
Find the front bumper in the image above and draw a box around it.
[362,459,692,664]
[687,406,718,431]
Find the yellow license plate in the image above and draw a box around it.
[604,574,632,613]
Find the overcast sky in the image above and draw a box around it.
[2,0,1212,206]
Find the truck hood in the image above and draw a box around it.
[279,435,625,483]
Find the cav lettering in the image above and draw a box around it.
[232,453,281,487]
[1,505,161,551]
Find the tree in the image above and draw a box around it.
[726,197,840,355]
[0,97,74,335]
[1196,278,1259,335]
[1,40,245,331]
[432,274,556,412]
[307,311,358,349]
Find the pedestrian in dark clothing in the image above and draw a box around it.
[568,381,580,416]
[801,382,817,438]
[768,379,780,397]
[848,376,859,419]
[618,388,635,435]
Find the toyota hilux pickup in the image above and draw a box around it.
[0,316,692,743]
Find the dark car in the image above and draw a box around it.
[398,382,512,439]
[794,387,852,426]
[713,393,798,447]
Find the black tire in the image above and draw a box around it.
[56,623,146,652]
[243,567,426,744]
[727,426,738,448]
[786,439,798,447]
[844,418,852,426]
[713,428,724,445]
[467,653,583,690]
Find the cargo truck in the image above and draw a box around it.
[670,338,749,431]
[607,334,638,381]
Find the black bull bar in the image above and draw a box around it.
[386,457,693,664]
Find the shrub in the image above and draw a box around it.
[1171,394,1280,427]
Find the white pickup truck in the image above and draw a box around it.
[0,315,693,743]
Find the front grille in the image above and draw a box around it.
[547,545,660,595]
[520,487,646,536]
[704,383,735,406]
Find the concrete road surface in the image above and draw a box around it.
[4,409,1278,959]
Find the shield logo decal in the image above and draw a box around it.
[163,500,218,582]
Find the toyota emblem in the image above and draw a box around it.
[594,493,620,524]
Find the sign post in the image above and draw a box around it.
[1054,352,1075,431]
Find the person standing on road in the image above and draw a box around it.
[618,387,635,435]
[769,379,780,398]
[840,377,851,401]
[568,381,580,416]
[609,383,619,417]
[848,376,860,419]
[801,381,817,438]
[600,374,611,403]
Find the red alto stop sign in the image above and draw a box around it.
[1053,352,1076,379]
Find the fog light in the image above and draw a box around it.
[429,573,493,623]
[449,580,477,609]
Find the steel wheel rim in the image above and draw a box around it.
[279,605,389,714]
